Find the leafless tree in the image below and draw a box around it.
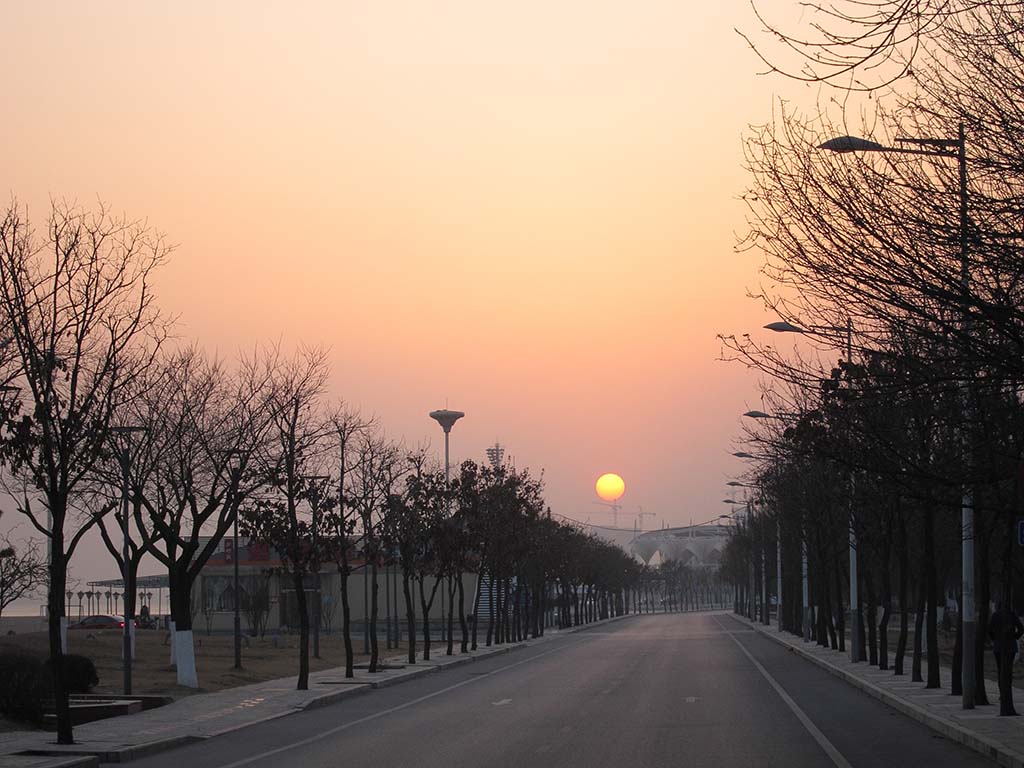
[137,345,275,687]
[325,405,373,677]
[244,347,332,691]
[0,201,167,743]
[0,536,47,616]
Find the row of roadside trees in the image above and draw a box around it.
[720,0,1024,718]
[0,200,706,743]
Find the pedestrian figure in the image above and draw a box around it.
[989,602,1024,677]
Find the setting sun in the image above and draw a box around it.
[595,472,625,502]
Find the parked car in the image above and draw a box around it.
[68,615,136,630]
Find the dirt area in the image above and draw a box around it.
[0,629,412,698]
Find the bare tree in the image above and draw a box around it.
[0,202,167,743]
[244,347,332,691]
[140,346,274,687]
[324,405,372,678]
[348,430,402,673]
[0,536,47,616]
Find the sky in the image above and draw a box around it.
[0,0,812,595]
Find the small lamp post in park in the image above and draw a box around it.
[110,425,147,696]
[304,475,330,660]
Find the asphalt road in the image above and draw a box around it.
[123,612,995,768]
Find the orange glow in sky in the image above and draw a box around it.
[0,1,801,581]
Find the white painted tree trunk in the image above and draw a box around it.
[175,630,198,688]
[169,620,176,667]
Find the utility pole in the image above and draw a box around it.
[305,475,329,660]
[111,425,146,696]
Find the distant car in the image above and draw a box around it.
[69,615,136,630]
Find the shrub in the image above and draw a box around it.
[0,652,49,724]
[46,654,99,694]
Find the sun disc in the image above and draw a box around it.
[596,473,625,502]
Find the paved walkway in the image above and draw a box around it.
[0,616,631,764]
[742,615,1024,767]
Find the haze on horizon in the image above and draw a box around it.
[0,1,800,585]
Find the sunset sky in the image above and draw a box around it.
[0,1,815,585]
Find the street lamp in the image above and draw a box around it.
[820,126,974,707]
[723,498,757,621]
[110,424,147,696]
[764,320,861,662]
[217,449,246,670]
[429,409,465,484]
[304,475,330,660]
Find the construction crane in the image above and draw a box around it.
[635,507,655,531]
[591,500,623,527]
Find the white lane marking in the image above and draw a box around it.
[216,639,585,768]
[713,615,853,768]
[492,698,512,706]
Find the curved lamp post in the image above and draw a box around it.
[819,126,974,707]
[763,320,861,662]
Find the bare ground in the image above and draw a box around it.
[0,629,415,698]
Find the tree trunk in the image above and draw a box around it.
[924,507,940,689]
[339,566,354,678]
[48,546,72,744]
[458,572,469,653]
[369,561,379,673]
[169,568,199,688]
[857,548,868,662]
[866,568,878,666]
[879,536,892,671]
[402,571,416,664]
[418,576,440,661]
[894,515,909,676]
[291,570,310,690]
[833,558,846,653]
[912,579,925,683]
[446,575,456,656]
[998,520,1017,716]
[975,526,991,706]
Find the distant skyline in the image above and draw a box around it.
[0,1,811,586]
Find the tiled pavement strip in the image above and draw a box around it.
[737,614,1024,767]
[0,614,633,766]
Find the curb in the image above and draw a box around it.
[1,756,100,768]
[36,612,636,763]
[19,735,203,765]
[739,615,1024,768]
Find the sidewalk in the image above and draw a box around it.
[737,614,1024,768]
[0,614,632,765]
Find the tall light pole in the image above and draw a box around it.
[764,320,861,662]
[111,425,147,696]
[819,126,973,706]
[723,498,755,620]
[304,475,329,660]
[731,478,780,631]
[215,450,246,670]
[429,409,465,483]
[429,410,463,650]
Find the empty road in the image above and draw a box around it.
[126,612,993,767]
